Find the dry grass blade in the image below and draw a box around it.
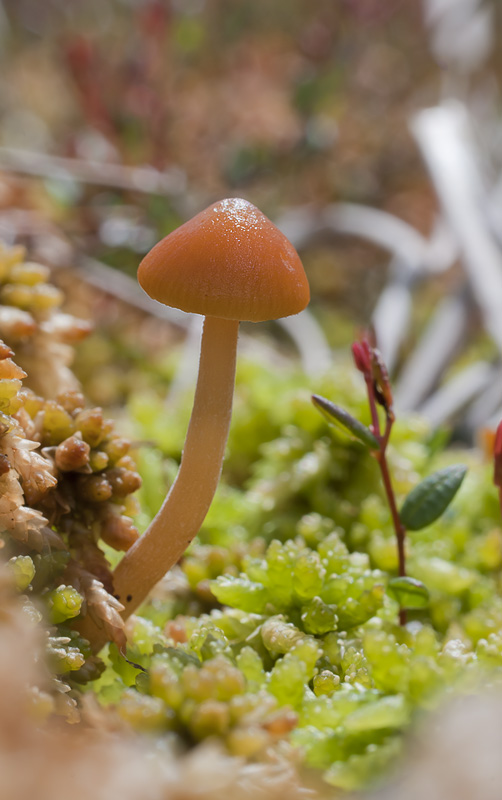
[76,256,190,329]
[394,290,470,412]
[412,103,502,355]
[0,146,187,199]
[418,361,494,427]
[278,311,332,376]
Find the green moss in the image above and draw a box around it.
[80,354,502,789]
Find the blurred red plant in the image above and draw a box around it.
[63,1,172,168]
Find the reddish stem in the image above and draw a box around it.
[377,450,407,625]
[365,376,407,625]
[365,376,381,436]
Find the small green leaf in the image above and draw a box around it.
[387,577,429,609]
[312,395,379,449]
[400,464,467,531]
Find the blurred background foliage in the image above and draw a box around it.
[0,1,500,427]
[0,0,443,312]
[2,5,502,792]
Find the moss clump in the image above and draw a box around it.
[0,242,144,716]
[93,349,502,792]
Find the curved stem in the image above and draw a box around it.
[116,315,239,615]
[78,316,239,649]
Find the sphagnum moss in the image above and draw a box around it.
[0,241,143,715]
[106,341,502,792]
[4,239,502,794]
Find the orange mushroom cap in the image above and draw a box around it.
[137,197,310,322]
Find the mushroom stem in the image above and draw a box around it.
[78,316,238,651]
[115,315,239,618]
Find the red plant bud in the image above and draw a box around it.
[351,340,372,376]
[494,420,502,487]
[65,36,94,72]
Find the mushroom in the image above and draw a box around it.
[82,197,309,646]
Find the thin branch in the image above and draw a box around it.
[75,256,190,328]
[0,146,187,198]
[412,103,502,356]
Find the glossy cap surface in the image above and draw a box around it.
[137,198,310,322]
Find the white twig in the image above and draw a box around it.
[322,203,429,273]
[465,372,502,431]
[277,310,332,376]
[372,274,413,375]
[276,202,432,273]
[0,147,187,198]
[412,102,502,355]
[418,361,494,427]
[394,291,470,412]
[76,256,190,329]
[165,315,204,406]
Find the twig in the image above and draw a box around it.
[412,102,502,356]
[394,288,470,412]
[0,146,187,199]
[278,310,332,376]
[322,203,430,273]
[465,374,502,433]
[75,256,190,328]
[418,361,494,427]
[371,267,413,375]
